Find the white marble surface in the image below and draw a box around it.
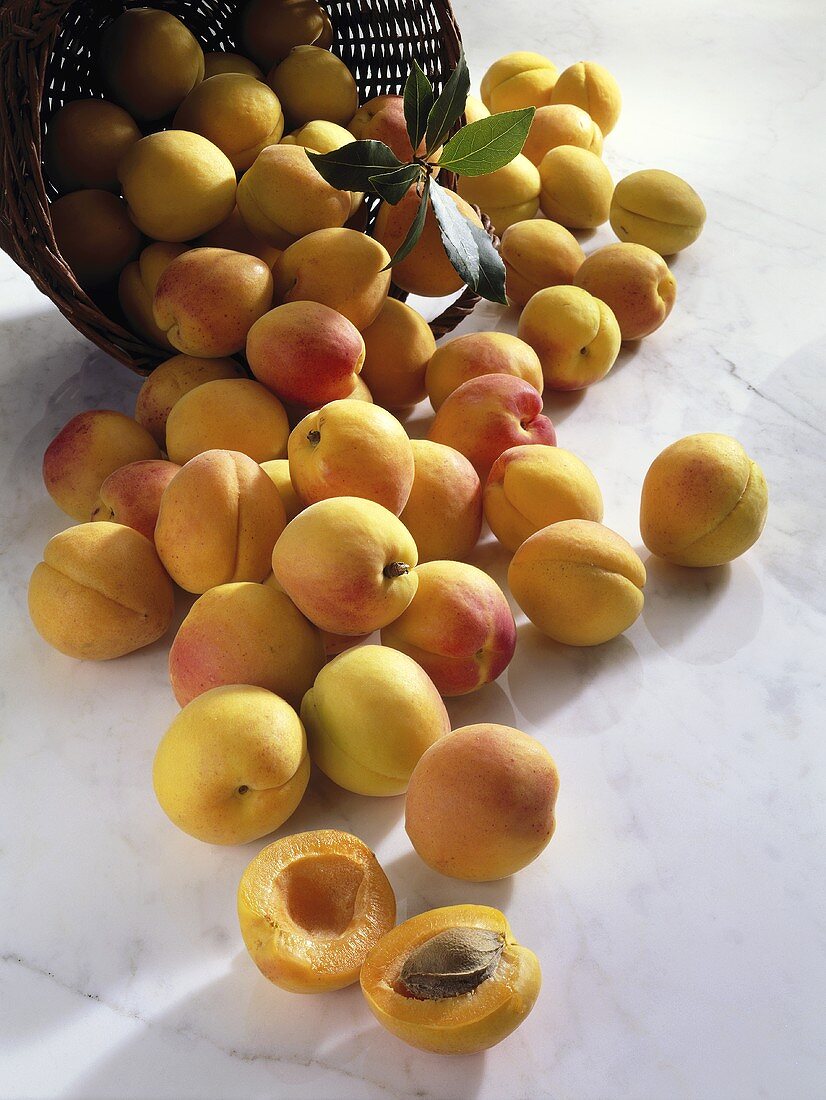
[1,1,825,1097]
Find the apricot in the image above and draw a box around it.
[134,353,244,448]
[91,459,180,540]
[238,0,333,70]
[51,190,142,290]
[518,285,621,390]
[28,522,173,660]
[155,449,286,593]
[361,904,541,1054]
[509,519,646,645]
[118,131,236,241]
[43,99,141,194]
[99,8,205,122]
[457,154,541,233]
[238,829,395,993]
[318,629,369,658]
[301,645,449,795]
[281,119,363,216]
[426,331,543,412]
[261,458,303,520]
[640,433,768,567]
[406,724,559,880]
[272,497,418,634]
[236,143,351,248]
[551,60,622,137]
[273,228,390,330]
[349,94,428,161]
[538,145,613,229]
[400,440,482,563]
[480,51,558,112]
[382,562,516,696]
[268,45,357,128]
[173,73,284,173]
[43,409,161,522]
[119,242,189,349]
[463,94,490,124]
[428,374,556,480]
[153,685,308,844]
[288,400,414,514]
[153,247,273,358]
[485,445,603,552]
[247,301,365,407]
[522,103,603,166]
[203,51,264,79]
[500,219,585,308]
[359,298,436,409]
[373,186,484,298]
[196,206,282,267]
[165,378,289,465]
[169,580,324,707]
[574,242,677,341]
[611,169,706,255]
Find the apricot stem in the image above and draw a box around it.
[383,561,410,578]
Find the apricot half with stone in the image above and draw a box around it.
[360,904,541,1054]
[238,829,396,993]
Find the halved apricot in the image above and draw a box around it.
[238,829,396,993]
[360,904,541,1054]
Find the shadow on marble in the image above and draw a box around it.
[445,681,517,731]
[507,625,643,736]
[543,387,586,426]
[465,535,512,593]
[66,949,488,1100]
[384,846,514,923]
[641,555,764,665]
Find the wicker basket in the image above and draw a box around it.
[0,0,488,375]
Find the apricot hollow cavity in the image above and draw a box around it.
[238,829,396,993]
[360,904,541,1054]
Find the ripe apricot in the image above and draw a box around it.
[361,904,541,1054]
[238,829,396,992]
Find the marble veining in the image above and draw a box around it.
[1,0,825,1096]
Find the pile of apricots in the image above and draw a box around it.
[28,1,769,1056]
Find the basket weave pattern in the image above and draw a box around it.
[0,0,486,375]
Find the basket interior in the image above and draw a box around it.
[42,0,455,199]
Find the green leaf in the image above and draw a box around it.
[403,62,434,153]
[437,108,536,176]
[369,163,423,205]
[306,140,403,192]
[384,176,431,270]
[429,180,507,304]
[425,50,471,155]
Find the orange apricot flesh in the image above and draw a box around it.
[238,829,396,993]
[360,904,541,1054]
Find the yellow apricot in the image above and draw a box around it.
[480,52,558,112]
[239,0,333,70]
[165,378,289,465]
[119,242,189,349]
[173,73,284,172]
[610,169,706,255]
[517,285,620,390]
[457,154,541,233]
[640,434,768,567]
[538,145,613,229]
[500,219,585,308]
[134,353,244,448]
[204,52,264,80]
[551,61,622,137]
[43,99,141,193]
[268,45,357,128]
[400,440,482,563]
[359,298,436,408]
[509,519,646,645]
[522,103,603,165]
[51,190,142,290]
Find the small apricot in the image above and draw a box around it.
[480,51,558,112]
[539,145,613,229]
[640,433,768,567]
[361,904,541,1054]
[203,51,264,80]
[134,354,245,448]
[485,445,604,552]
[28,522,173,660]
[260,458,303,520]
[165,378,289,465]
[522,103,603,166]
[359,299,436,409]
[268,45,357,128]
[238,0,333,71]
[51,190,142,290]
[406,724,559,880]
[500,218,585,308]
[517,285,621,390]
[238,829,395,993]
[119,242,189,349]
[611,169,706,255]
[169,580,324,708]
[153,685,309,844]
[301,645,450,795]
[91,458,180,540]
[426,331,543,412]
[551,60,621,137]
[173,72,284,172]
[574,242,677,341]
[43,98,141,194]
[381,561,517,697]
[457,154,541,234]
[509,519,646,645]
[400,440,482,563]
